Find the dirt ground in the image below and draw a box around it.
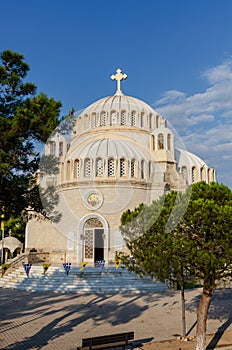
[142,329,232,349]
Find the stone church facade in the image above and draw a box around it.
[25,69,216,264]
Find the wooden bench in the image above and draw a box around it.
[77,331,134,350]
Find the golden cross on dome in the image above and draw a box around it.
[111,69,127,94]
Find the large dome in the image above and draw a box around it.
[72,69,165,135]
[73,93,164,135]
[81,94,156,116]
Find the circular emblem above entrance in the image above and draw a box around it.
[84,190,103,210]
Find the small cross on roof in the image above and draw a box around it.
[111,68,127,95]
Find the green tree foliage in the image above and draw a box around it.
[0,50,62,240]
[118,182,232,350]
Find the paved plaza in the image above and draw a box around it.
[0,287,231,350]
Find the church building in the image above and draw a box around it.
[25,69,216,265]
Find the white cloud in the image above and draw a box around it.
[189,114,215,125]
[154,60,232,189]
[202,60,232,84]
[155,90,186,104]
[221,110,232,118]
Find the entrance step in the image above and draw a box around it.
[0,264,168,294]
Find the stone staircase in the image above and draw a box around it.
[0,264,168,294]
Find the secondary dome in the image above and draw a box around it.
[62,138,149,183]
[68,138,146,161]
[175,148,208,168]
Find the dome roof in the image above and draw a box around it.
[1,236,23,252]
[80,68,156,116]
[72,69,164,135]
[68,138,146,160]
[80,94,156,116]
[175,148,208,168]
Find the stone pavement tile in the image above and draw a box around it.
[0,288,231,349]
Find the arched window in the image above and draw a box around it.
[120,158,126,177]
[141,160,145,179]
[96,158,104,176]
[181,166,187,179]
[110,111,117,125]
[155,115,159,128]
[201,166,206,181]
[61,162,64,182]
[120,110,126,125]
[66,160,71,180]
[108,158,115,176]
[74,159,80,178]
[131,159,135,177]
[149,114,153,129]
[131,111,136,126]
[84,158,91,177]
[164,184,171,194]
[151,135,155,150]
[158,133,164,150]
[50,141,56,156]
[167,134,172,150]
[59,142,63,156]
[101,112,106,126]
[192,166,197,183]
[139,112,144,127]
[92,113,98,127]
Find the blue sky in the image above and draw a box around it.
[1,0,232,188]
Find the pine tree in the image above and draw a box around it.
[0,50,62,240]
[119,182,232,350]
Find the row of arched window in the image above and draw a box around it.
[74,111,164,134]
[181,166,216,184]
[61,158,151,182]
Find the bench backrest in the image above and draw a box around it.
[82,331,134,348]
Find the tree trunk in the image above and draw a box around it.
[180,284,186,337]
[196,286,212,350]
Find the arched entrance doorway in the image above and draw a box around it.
[83,218,104,263]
